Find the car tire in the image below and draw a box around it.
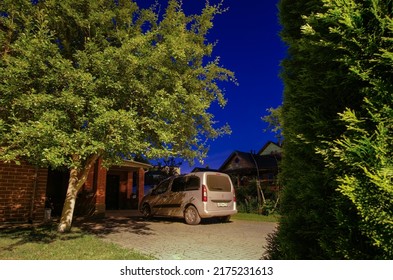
[184,205,201,225]
[142,204,152,218]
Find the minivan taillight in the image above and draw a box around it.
[233,188,236,202]
[202,184,208,202]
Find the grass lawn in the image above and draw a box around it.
[231,212,280,223]
[0,224,154,260]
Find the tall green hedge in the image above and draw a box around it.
[271,0,392,259]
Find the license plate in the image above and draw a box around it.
[217,203,228,207]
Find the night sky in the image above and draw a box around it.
[139,0,286,172]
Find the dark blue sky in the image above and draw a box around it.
[141,0,286,172]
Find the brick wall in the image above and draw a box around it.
[0,161,48,224]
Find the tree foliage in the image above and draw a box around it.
[262,106,283,145]
[271,0,392,259]
[315,0,393,258]
[0,0,234,232]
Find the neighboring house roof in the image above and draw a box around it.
[191,167,220,173]
[258,141,282,156]
[219,150,279,173]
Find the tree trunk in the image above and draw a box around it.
[256,179,266,214]
[58,154,100,233]
[58,168,79,233]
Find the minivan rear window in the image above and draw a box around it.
[206,174,231,192]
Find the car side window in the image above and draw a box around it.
[184,176,200,191]
[171,177,185,192]
[151,179,170,195]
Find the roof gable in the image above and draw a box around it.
[219,151,278,172]
[258,141,282,156]
[219,151,254,171]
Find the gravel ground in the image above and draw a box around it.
[77,210,277,260]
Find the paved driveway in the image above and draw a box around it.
[78,210,277,260]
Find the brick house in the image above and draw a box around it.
[0,162,48,223]
[0,158,151,224]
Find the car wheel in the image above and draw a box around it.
[184,205,201,225]
[142,204,152,218]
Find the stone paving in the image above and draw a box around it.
[78,210,277,260]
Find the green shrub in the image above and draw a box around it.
[235,180,280,215]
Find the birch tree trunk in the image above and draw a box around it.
[58,154,100,233]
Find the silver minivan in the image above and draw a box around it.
[139,171,237,224]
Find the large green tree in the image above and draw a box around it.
[0,0,234,232]
[271,0,392,259]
